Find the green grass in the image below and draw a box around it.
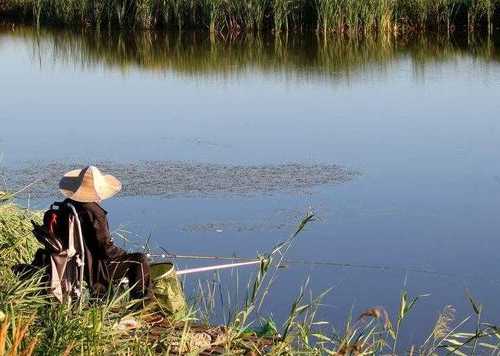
[2,199,500,354]
[1,0,500,33]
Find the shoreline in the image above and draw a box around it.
[1,202,499,354]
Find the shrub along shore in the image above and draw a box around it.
[1,0,500,34]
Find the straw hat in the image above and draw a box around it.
[59,166,122,203]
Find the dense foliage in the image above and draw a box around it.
[1,0,500,33]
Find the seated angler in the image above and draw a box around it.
[57,165,152,300]
[53,166,152,301]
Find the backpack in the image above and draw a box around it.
[31,201,86,303]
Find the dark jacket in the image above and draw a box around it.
[63,199,126,295]
[64,199,125,260]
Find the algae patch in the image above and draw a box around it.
[1,161,359,199]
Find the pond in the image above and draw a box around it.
[2,26,500,345]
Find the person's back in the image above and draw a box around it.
[65,199,124,260]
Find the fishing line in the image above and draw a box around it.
[149,252,451,276]
[146,213,494,283]
[148,251,500,284]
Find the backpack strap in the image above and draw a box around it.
[65,202,86,303]
[67,216,77,258]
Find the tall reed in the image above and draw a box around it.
[2,0,500,34]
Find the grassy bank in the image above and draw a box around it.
[2,200,500,354]
[1,0,500,34]
[0,202,278,354]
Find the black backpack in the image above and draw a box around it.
[28,201,86,303]
[32,202,70,253]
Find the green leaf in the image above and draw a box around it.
[399,291,407,319]
[444,347,468,356]
[444,338,464,346]
[478,342,500,350]
[295,304,310,314]
[312,333,333,342]
[465,291,482,315]
[312,321,329,326]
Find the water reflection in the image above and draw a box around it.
[2,26,500,82]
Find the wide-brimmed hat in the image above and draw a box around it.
[59,166,122,203]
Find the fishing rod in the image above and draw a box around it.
[154,251,500,286]
[149,212,315,277]
[175,259,265,276]
[148,251,455,277]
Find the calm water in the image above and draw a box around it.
[2,27,500,344]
